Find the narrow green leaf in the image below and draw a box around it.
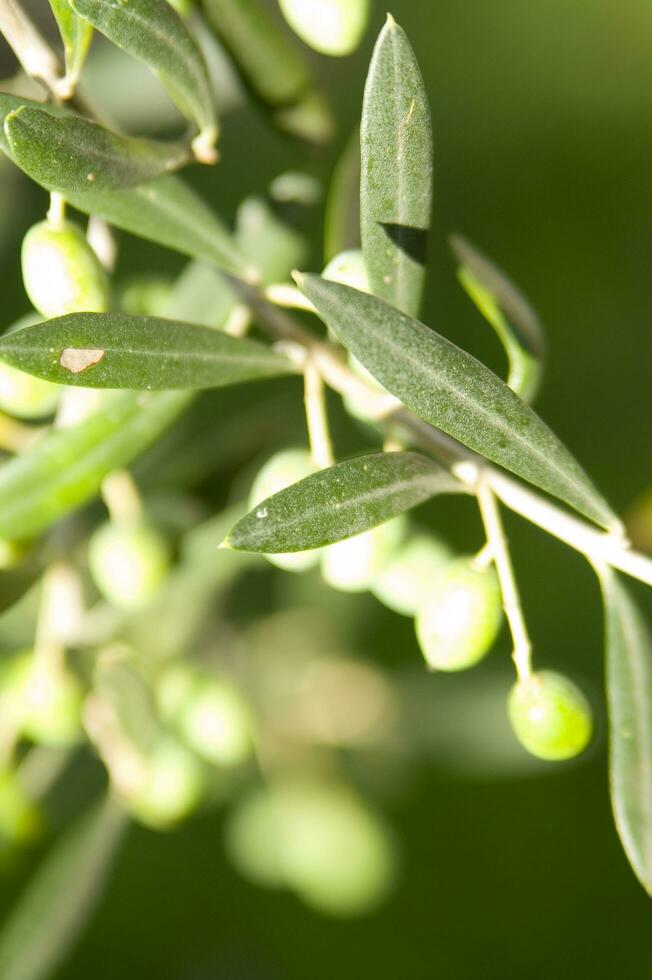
[324,127,360,262]
[4,106,190,192]
[69,0,217,158]
[0,796,127,980]
[226,451,462,553]
[200,0,333,143]
[0,391,191,541]
[451,234,545,403]
[599,568,652,896]
[0,313,293,390]
[48,0,93,89]
[360,16,432,317]
[200,0,309,105]
[0,93,252,279]
[295,274,617,530]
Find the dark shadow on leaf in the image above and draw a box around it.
[379,223,428,265]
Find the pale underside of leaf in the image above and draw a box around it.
[599,567,652,895]
[226,451,463,553]
[69,0,217,142]
[451,233,544,403]
[295,273,617,530]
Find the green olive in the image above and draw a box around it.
[0,361,60,419]
[123,736,205,829]
[21,219,109,319]
[0,769,41,850]
[279,0,370,57]
[371,533,452,616]
[249,449,320,573]
[11,657,84,748]
[322,249,369,292]
[507,670,593,761]
[415,557,503,671]
[321,516,406,593]
[157,664,252,767]
[226,780,396,916]
[88,520,170,610]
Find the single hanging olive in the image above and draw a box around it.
[507,670,593,761]
[415,557,503,670]
[88,520,170,610]
[21,218,109,319]
[122,735,205,829]
[279,0,370,57]
[156,664,252,767]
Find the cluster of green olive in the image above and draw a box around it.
[121,663,253,829]
[249,453,592,764]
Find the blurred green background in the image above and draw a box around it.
[2,0,652,977]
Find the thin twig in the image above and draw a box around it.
[476,479,532,681]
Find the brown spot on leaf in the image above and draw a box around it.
[59,348,106,374]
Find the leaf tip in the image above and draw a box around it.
[291,269,306,289]
[217,538,233,551]
[385,12,397,29]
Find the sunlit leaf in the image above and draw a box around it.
[226,451,462,553]
[4,106,190,192]
[0,391,191,541]
[48,0,93,91]
[599,567,652,895]
[0,95,250,278]
[295,274,617,530]
[0,313,293,390]
[451,234,545,403]
[69,0,217,158]
[0,796,127,980]
[360,16,432,317]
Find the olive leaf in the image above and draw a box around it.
[324,126,361,262]
[48,0,93,90]
[0,95,251,278]
[200,0,333,143]
[295,273,617,530]
[0,796,127,980]
[598,567,652,896]
[0,391,191,541]
[360,16,432,317]
[69,0,218,158]
[225,451,462,553]
[4,106,191,192]
[0,313,293,390]
[451,234,545,403]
